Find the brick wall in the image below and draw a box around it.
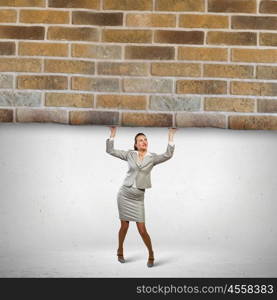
[1,0,277,130]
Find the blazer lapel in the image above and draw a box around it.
[131,151,152,168]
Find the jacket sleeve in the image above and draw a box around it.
[106,138,128,161]
[152,143,175,166]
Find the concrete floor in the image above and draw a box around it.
[1,245,276,277]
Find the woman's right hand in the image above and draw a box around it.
[109,126,117,138]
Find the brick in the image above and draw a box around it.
[97,94,147,110]
[228,115,277,130]
[0,42,15,55]
[20,10,69,24]
[231,81,277,96]
[48,0,99,9]
[149,95,201,111]
[256,66,277,79]
[126,13,176,27]
[203,64,254,78]
[156,0,204,12]
[0,58,41,72]
[72,44,121,59]
[260,1,277,14]
[17,75,67,90]
[232,49,277,63]
[0,25,44,40]
[102,29,152,43]
[207,31,256,46]
[72,12,123,26]
[177,80,227,94]
[122,112,173,127]
[0,0,45,7]
[151,62,201,77]
[232,16,277,30]
[0,74,13,88]
[125,45,175,60]
[71,77,120,92]
[260,33,277,47]
[19,42,68,57]
[45,59,95,75]
[178,47,228,61]
[16,108,68,124]
[204,97,255,112]
[45,93,93,108]
[208,0,256,13]
[98,62,148,76]
[257,99,277,113]
[155,30,204,44]
[0,10,16,22]
[0,109,13,122]
[0,91,41,106]
[123,78,173,93]
[48,26,99,41]
[70,111,119,125]
[179,14,228,28]
[103,0,152,11]
[176,112,226,128]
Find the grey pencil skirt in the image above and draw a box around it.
[116,184,146,222]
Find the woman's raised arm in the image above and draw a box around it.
[152,128,177,166]
[106,126,128,161]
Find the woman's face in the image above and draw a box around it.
[136,135,148,151]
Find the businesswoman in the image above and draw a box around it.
[106,126,176,267]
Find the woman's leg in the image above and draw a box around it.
[136,222,154,258]
[118,220,129,256]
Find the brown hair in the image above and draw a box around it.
[134,133,146,150]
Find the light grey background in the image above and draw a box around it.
[0,123,276,277]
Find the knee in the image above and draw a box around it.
[139,229,148,237]
[122,225,129,231]
[120,222,129,231]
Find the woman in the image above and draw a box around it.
[106,126,177,267]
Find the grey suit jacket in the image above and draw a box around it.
[106,138,175,189]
